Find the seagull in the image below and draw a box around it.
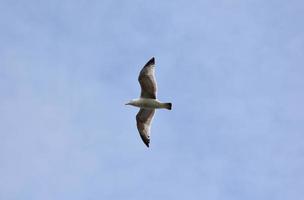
[125,57,172,147]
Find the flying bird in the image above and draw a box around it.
[125,57,172,147]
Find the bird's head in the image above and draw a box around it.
[125,100,136,106]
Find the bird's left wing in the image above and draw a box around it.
[136,108,155,147]
[138,57,157,99]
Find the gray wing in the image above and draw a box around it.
[138,57,157,99]
[136,108,155,147]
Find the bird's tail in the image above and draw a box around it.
[164,103,172,110]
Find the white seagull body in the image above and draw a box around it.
[125,57,172,147]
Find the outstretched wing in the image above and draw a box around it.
[138,57,157,99]
[136,108,155,147]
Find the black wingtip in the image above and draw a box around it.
[139,134,150,148]
[144,57,155,67]
[144,139,150,148]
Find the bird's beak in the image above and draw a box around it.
[125,102,130,105]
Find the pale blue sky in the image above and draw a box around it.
[1,0,304,199]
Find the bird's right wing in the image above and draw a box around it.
[136,108,155,147]
[138,57,157,99]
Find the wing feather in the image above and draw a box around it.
[138,57,157,99]
[136,108,155,147]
